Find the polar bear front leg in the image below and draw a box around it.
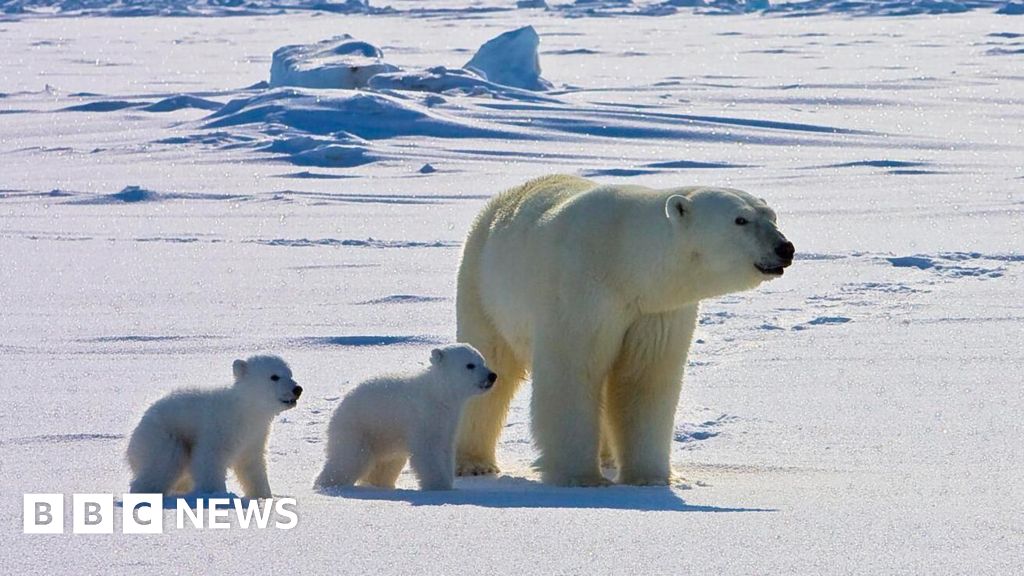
[189,441,230,495]
[233,445,272,499]
[531,311,626,487]
[607,305,698,486]
[410,438,455,491]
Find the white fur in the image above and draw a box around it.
[455,175,792,486]
[126,355,301,498]
[315,344,495,491]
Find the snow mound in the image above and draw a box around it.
[269,35,399,89]
[206,88,509,140]
[464,26,552,92]
[109,185,159,202]
[368,66,494,92]
[367,66,556,101]
[142,95,222,112]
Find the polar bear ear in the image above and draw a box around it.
[232,359,248,381]
[430,348,444,366]
[665,194,691,221]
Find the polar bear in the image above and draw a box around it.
[315,344,496,491]
[455,175,794,486]
[127,355,302,498]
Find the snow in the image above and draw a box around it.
[1,3,1024,575]
[463,26,552,91]
[269,36,399,89]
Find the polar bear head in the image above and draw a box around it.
[232,355,303,412]
[429,344,497,397]
[665,187,794,298]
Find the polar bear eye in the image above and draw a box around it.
[466,363,476,370]
[270,375,280,381]
[735,217,749,226]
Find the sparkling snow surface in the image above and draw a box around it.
[1,6,1023,575]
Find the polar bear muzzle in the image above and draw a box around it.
[755,240,795,276]
[480,372,498,390]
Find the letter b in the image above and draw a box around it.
[73,494,113,534]
[23,494,64,534]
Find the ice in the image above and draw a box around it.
[464,26,552,91]
[269,35,399,89]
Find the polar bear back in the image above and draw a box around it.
[141,388,235,438]
[328,376,433,443]
[471,175,668,356]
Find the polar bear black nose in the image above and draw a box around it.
[775,241,795,261]
[487,372,498,383]
[293,386,303,397]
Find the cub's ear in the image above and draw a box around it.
[232,359,247,381]
[430,348,444,365]
[665,194,692,220]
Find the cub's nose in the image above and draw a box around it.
[775,241,795,261]
[487,372,498,384]
[293,385,303,398]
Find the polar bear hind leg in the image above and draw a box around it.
[127,427,190,494]
[455,263,527,476]
[606,305,698,486]
[361,454,408,489]
[316,436,372,489]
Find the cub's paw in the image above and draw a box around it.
[600,453,618,470]
[456,459,500,477]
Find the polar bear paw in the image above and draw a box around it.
[456,458,500,476]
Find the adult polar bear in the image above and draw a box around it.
[455,175,794,486]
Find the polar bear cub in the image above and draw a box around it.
[127,355,302,498]
[315,344,496,491]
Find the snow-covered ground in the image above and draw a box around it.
[1,4,1023,574]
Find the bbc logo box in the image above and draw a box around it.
[24,494,164,534]
[23,494,64,534]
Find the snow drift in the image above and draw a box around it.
[464,26,552,92]
[269,35,399,89]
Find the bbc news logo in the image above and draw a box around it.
[24,494,298,534]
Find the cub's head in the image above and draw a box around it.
[429,344,496,397]
[232,355,303,411]
[665,187,794,294]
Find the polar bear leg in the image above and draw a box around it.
[455,260,526,476]
[171,473,194,494]
[598,394,618,470]
[361,454,407,489]
[607,305,697,485]
[128,430,189,494]
[532,317,624,487]
[189,441,229,494]
[410,439,454,491]
[233,449,272,499]
[316,436,371,489]
[455,335,525,476]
